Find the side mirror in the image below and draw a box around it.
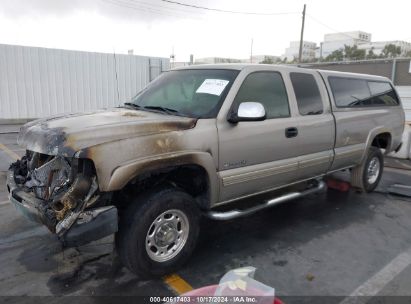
[228,102,266,123]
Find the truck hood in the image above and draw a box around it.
[18,108,197,157]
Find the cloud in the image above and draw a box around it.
[0,0,206,22]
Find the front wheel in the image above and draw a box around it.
[351,146,384,192]
[116,187,200,278]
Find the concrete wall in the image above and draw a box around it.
[397,86,411,122]
[0,44,169,120]
[303,58,411,85]
[395,60,411,86]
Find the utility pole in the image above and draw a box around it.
[298,4,306,63]
[250,38,253,63]
[320,42,323,62]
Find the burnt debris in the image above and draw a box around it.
[9,151,98,234]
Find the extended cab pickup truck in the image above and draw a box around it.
[7,64,405,277]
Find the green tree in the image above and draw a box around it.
[366,48,378,59]
[260,56,274,64]
[302,57,317,63]
[325,49,344,62]
[273,57,282,63]
[325,45,368,62]
[344,45,366,60]
[382,44,402,58]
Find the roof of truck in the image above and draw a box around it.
[173,63,292,71]
[172,63,390,81]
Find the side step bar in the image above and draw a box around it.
[206,180,327,221]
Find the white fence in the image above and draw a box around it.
[397,86,411,122]
[0,44,169,120]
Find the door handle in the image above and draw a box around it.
[285,127,298,138]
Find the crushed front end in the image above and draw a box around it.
[6,151,118,247]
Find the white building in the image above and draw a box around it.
[321,31,371,58]
[195,57,242,64]
[247,55,280,64]
[358,40,411,56]
[170,61,191,68]
[284,41,317,62]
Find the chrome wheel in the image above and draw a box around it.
[366,156,381,184]
[145,209,189,262]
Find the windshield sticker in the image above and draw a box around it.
[196,79,229,96]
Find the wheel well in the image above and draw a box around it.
[115,165,210,210]
[371,132,391,150]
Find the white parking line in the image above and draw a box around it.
[0,226,48,245]
[340,247,411,303]
[0,200,9,207]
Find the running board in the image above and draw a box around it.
[206,180,326,221]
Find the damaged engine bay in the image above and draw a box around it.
[9,151,102,237]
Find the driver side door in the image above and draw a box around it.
[217,70,301,203]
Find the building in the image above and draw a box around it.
[321,31,371,58]
[284,41,316,62]
[195,57,242,64]
[358,40,411,56]
[170,61,191,68]
[194,55,281,65]
[247,55,281,64]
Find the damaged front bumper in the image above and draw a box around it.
[6,167,118,247]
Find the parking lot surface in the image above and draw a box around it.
[1,125,411,303]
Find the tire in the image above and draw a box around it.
[351,146,384,193]
[116,187,200,278]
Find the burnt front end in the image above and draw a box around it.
[7,151,118,247]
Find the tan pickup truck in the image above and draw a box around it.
[7,64,405,277]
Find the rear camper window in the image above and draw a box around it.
[329,77,399,107]
[368,81,400,106]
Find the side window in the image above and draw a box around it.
[234,72,290,119]
[368,81,399,106]
[290,72,323,115]
[329,77,371,107]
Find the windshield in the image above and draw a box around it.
[129,69,239,118]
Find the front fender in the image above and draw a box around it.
[106,151,219,205]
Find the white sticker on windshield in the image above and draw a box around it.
[196,79,229,96]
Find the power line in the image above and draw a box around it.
[127,0,205,15]
[160,0,299,16]
[100,0,197,19]
[306,13,357,40]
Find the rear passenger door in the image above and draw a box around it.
[288,71,335,179]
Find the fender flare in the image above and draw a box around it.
[106,151,219,206]
[361,126,392,162]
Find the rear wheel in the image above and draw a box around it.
[351,146,384,192]
[116,187,200,278]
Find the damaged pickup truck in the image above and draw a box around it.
[7,64,405,277]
